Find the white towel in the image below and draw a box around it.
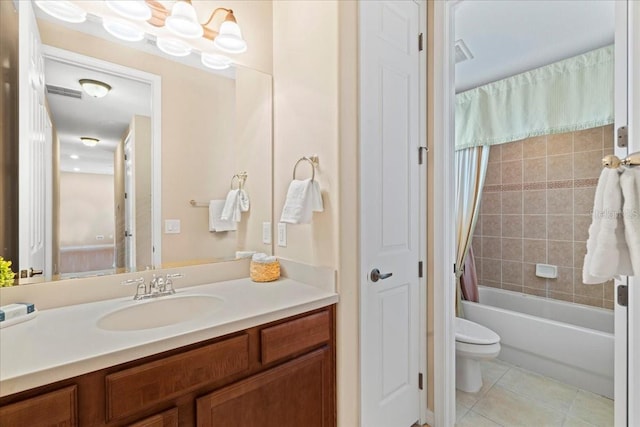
[209,200,237,232]
[252,252,277,264]
[239,189,250,212]
[621,167,640,275]
[220,189,241,222]
[583,168,633,284]
[280,179,324,224]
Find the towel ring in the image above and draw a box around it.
[230,174,241,190]
[293,157,316,181]
[230,172,248,190]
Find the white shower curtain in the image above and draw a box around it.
[455,145,490,316]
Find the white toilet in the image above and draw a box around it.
[455,317,501,393]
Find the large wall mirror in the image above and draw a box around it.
[6,1,273,284]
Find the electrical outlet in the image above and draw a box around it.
[165,219,181,234]
[277,222,287,247]
[262,222,272,244]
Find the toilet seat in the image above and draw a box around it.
[455,317,500,345]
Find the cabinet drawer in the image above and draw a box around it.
[261,310,330,364]
[0,385,77,427]
[106,334,249,421]
[128,408,178,427]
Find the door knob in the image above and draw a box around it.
[370,268,392,282]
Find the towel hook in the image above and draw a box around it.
[293,156,317,181]
[230,172,248,190]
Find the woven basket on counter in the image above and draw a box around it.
[250,259,280,282]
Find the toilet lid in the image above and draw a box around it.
[456,317,500,345]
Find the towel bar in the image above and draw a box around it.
[189,200,209,207]
[602,151,640,169]
[293,156,319,181]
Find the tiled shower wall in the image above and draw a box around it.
[472,124,616,309]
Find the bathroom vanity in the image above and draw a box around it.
[0,272,338,426]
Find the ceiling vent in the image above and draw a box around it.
[454,39,474,64]
[46,84,83,99]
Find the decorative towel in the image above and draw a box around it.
[239,189,250,212]
[621,167,640,275]
[209,200,237,232]
[583,168,633,284]
[220,189,241,222]
[280,179,324,224]
[235,251,256,259]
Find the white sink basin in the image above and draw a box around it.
[97,295,224,331]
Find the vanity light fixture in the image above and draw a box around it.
[79,79,112,98]
[105,0,151,21]
[81,137,100,147]
[164,0,203,39]
[35,1,87,24]
[73,167,81,172]
[70,154,80,160]
[201,52,232,70]
[102,18,146,42]
[156,37,192,57]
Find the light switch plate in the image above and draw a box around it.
[262,222,272,244]
[165,219,181,234]
[277,222,287,247]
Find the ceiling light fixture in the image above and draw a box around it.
[105,0,151,21]
[79,79,112,98]
[35,1,87,23]
[103,18,145,42]
[81,137,99,147]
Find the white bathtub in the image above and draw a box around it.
[461,286,614,398]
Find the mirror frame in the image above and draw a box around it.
[40,44,162,278]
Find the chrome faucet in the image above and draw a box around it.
[121,273,184,300]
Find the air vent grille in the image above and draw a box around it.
[454,39,474,64]
[46,85,83,99]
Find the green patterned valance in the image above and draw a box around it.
[455,45,614,150]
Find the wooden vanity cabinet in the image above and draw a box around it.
[0,306,335,427]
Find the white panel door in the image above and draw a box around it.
[18,0,47,278]
[360,1,421,426]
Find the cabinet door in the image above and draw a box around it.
[127,408,178,427]
[0,385,77,427]
[197,348,333,427]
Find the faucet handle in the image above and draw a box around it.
[121,277,144,286]
[163,273,183,295]
[166,273,184,280]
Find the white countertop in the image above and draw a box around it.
[0,277,338,397]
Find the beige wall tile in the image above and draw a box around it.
[524,190,546,214]
[573,242,587,269]
[603,124,614,148]
[548,240,574,267]
[502,191,523,214]
[547,215,573,241]
[474,218,482,237]
[523,215,547,239]
[574,215,592,242]
[549,267,574,294]
[501,160,523,184]
[547,154,573,181]
[485,164,502,186]
[574,295,603,308]
[502,261,523,285]
[574,187,596,215]
[502,141,523,161]
[483,280,502,289]
[483,258,502,282]
[475,258,483,280]
[574,276,604,298]
[523,287,547,297]
[472,237,482,259]
[482,192,502,214]
[523,136,547,158]
[483,237,502,259]
[574,150,603,179]
[548,291,573,303]
[502,283,524,293]
[604,280,615,300]
[502,215,523,238]
[547,188,573,214]
[523,263,548,289]
[574,127,603,152]
[603,300,615,310]
[502,238,523,261]
[482,214,502,237]
[524,157,546,183]
[523,239,547,264]
[547,132,573,155]
[488,145,502,163]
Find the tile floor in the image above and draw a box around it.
[456,359,614,427]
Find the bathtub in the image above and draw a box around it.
[461,286,614,398]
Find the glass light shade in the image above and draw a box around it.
[81,137,99,147]
[79,79,112,98]
[105,0,151,21]
[165,1,203,39]
[35,1,87,23]
[102,18,145,42]
[156,37,192,57]
[213,21,247,54]
[201,52,232,70]
[70,154,79,160]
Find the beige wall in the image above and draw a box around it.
[473,125,616,309]
[59,172,114,247]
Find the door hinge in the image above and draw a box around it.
[418,373,423,390]
[617,126,628,148]
[618,284,628,307]
[418,33,423,51]
[418,261,423,278]
[418,146,428,165]
[124,192,128,199]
